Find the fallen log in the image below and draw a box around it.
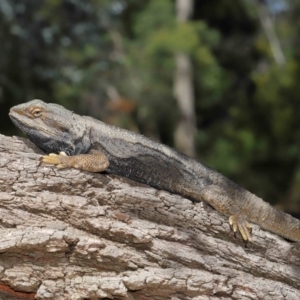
[0,134,299,300]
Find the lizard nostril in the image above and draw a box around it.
[11,109,24,115]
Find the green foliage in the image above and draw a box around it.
[133,0,174,35]
[2,0,300,209]
[118,0,223,143]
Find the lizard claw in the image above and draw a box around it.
[40,152,68,168]
[229,214,252,243]
[39,150,109,172]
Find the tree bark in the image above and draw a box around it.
[0,133,300,300]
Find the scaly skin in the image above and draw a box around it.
[9,99,300,243]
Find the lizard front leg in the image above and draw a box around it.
[200,185,253,242]
[40,149,109,172]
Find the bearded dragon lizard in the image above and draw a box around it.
[9,99,300,243]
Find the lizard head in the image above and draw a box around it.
[9,99,91,155]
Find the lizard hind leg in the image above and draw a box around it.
[229,214,252,243]
[200,185,253,243]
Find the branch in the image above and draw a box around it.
[0,134,299,299]
[255,0,286,66]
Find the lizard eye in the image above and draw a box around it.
[31,108,42,117]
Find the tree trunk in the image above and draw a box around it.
[255,0,286,66]
[174,0,196,157]
[0,133,300,300]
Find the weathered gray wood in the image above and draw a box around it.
[0,133,299,300]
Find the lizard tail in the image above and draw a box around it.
[248,194,300,242]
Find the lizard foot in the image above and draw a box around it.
[40,152,69,168]
[40,150,109,172]
[229,214,252,243]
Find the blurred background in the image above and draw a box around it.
[1,0,300,212]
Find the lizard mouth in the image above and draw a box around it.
[9,110,30,132]
[9,105,42,126]
[9,108,23,120]
[9,109,44,139]
[9,111,23,127]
